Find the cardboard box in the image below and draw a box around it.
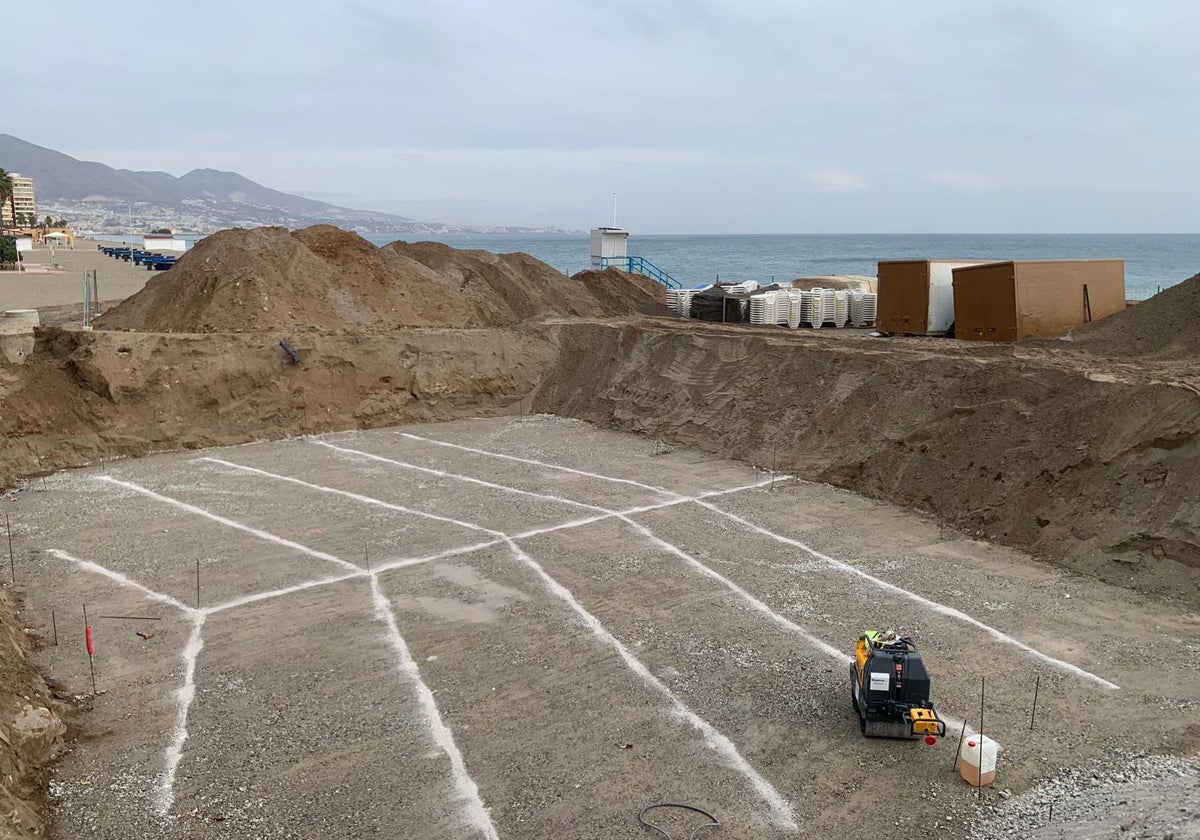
[952,260,1125,342]
[876,260,991,335]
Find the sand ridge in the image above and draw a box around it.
[93,226,669,333]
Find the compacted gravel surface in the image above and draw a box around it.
[6,416,1197,839]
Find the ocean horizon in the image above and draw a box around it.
[364,232,1199,299]
[90,231,1198,300]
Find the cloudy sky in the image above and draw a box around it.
[11,0,1198,232]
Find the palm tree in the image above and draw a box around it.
[0,169,13,232]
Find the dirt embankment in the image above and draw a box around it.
[1064,270,1200,357]
[0,588,67,839]
[0,325,555,489]
[533,319,1200,606]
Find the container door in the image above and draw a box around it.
[877,262,931,334]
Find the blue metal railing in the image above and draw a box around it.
[599,255,685,289]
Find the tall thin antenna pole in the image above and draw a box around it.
[612,192,617,228]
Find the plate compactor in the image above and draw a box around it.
[851,630,947,741]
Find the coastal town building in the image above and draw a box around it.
[2,173,37,227]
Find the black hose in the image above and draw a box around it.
[638,803,720,840]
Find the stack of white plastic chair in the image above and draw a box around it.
[832,290,850,327]
[749,294,771,325]
[773,290,791,326]
[819,289,840,327]
[666,289,697,317]
[849,291,878,327]
[787,290,803,329]
[802,289,825,328]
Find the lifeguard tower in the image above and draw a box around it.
[588,226,684,289]
[590,227,629,271]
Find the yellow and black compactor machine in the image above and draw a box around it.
[851,630,947,742]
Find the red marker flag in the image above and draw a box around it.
[85,626,95,656]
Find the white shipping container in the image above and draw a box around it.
[877,260,993,336]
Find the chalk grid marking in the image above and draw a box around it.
[55,461,785,832]
[312,442,985,740]
[49,495,500,837]
[191,456,800,829]
[394,431,1118,691]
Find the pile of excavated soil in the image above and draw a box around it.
[568,268,668,314]
[0,587,67,840]
[1066,271,1200,357]
[95,227,669,333]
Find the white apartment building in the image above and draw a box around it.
[3,174,37,228]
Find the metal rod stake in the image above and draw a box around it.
[951,719,967,772]
[1030,674,1040,731]
[979,676,986,796]
[6,512,13,583]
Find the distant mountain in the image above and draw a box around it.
[0,133,412,222]
[0,134,577,235]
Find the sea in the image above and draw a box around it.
[94,231,1199,300]
[363,233,1199,300]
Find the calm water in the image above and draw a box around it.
[365,233,1200,299]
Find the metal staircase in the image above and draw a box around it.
[599,255,685,289]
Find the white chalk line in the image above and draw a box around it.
[503,539,798,831]
[396,431,686,499]
[316,440,613,514]
[369,574,498,839]
[98,476,362,574]
[508,479,780,540]
[381,434,1118,692]
[229,451,798,830]
[202,457,505,538]
[156,615,205,816]
[44,549,198,616]
[312,444,846,667]
[41,549,206,818]
[202,569,367,615]
[62,485,498,831]
[698,502,1120,691]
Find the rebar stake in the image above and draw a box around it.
[951,719,967,772]
[978,676,986,797]
[83,603,97,695]
[33,445,48,491]
[1030,674,1041,731]
[6,511,13,584]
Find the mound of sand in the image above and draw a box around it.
[791,275,877,293]
[1066,271,1200,356]
[96,226,670,333]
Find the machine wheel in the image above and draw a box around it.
[850,664,867,733]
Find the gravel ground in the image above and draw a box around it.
[3,415,1196,839]
[970,752,1200,839]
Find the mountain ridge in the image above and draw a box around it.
[0,134,575,234]
[0,133,412,222]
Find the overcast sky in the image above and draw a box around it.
[10,0,1199,232]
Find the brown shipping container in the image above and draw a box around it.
[877,260,991,336]
[952,260,1125,341]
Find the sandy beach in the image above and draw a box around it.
[0,238,167,313]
